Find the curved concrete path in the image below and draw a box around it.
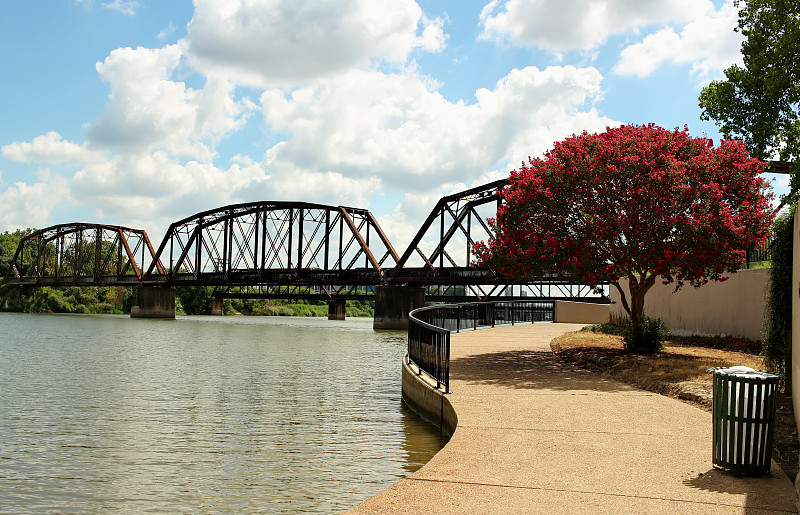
[348,323,799,514]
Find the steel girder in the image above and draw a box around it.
[143,201,400,286]
[6,223,162,286]
[4,190,608,302]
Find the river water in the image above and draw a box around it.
[0,313,447,513]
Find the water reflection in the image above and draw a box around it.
[400,402,450,475]
[0,313,446,514]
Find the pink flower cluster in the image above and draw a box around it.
[473,124,774,321]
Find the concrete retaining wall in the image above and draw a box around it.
[609,268,768,341]
[554,301,609,324]
[401,353,457,435]
[791,208,800,442]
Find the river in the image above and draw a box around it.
[0,313,447,513]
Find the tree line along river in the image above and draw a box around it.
[0,313,447,513]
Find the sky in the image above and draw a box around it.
[0,0,787,248]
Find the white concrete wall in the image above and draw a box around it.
[609,268,769,341]
[791,207,800,439]
[554,301,610,324]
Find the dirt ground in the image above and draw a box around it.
[550,329,799,480]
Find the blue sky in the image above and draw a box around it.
[0,0,785,245]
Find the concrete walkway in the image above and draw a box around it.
[348,323,799,514]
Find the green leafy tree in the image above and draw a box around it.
[762,207,795,388]
[699,0,800,204]
[175,286,215,315]
[0,230,130,314]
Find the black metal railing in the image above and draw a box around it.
[407,300,555,393]
[744,237,773,269]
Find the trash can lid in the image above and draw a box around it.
[707,366,784,379]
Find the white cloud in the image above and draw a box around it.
[260,66,615,192]
[22,64,611,235]
[2,132,105,165]
[0,177,70,230]
[183,0,446,87]
[85,45,255,159]
[479,0,712,52]
[58,147,382,238]
[3,3,618,239]
[102,0,140,16]
[157,22,177,41]
[71,151,268,215]
[613,0,743,81]
[263,160,383,207]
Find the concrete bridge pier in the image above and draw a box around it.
[210,298,224,316]
[328,299,346,320]
[130,286,176,318]
[373,285,425,330]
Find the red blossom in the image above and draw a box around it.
[473,124,774,330]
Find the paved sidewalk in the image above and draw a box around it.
[348,323,799,514]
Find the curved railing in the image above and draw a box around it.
[407,300,555,393]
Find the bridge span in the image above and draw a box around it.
[6,180,606,327]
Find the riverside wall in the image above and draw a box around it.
[792,207,800,457]
[554,300,609,324]
[610,268,769,341]
[401,353,457,435]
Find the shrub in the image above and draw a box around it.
[762,207,795,389]
[622,316,669,354]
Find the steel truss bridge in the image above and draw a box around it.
[6,180,605,303]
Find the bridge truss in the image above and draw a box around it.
[8,223,162,286]
[6,185,606,302]
[143,201,399,286]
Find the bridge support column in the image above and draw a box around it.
[328,299,346,320]
[130,286,175,319]
[210,298,224,316]
[373,285,425,330]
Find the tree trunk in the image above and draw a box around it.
[627,273,656,334]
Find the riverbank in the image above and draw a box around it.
[348,323,798,514]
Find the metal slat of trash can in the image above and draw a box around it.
[708,366,783,476]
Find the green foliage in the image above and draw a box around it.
[0,228,34,278]
[175,286,215,315]
[584,322,626,336]
[0,230,133,314]
[699,0,800,204]
[345,299,374,317]
[0,284,128,314]
[223,296,373,317]
[762,207,794,383]
[622,316,669,354]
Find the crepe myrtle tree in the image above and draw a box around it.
[474,124,774,350]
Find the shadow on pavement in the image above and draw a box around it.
[449,349,643,394]
[683,468,798,514]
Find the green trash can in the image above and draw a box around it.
[708,366,783,476]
